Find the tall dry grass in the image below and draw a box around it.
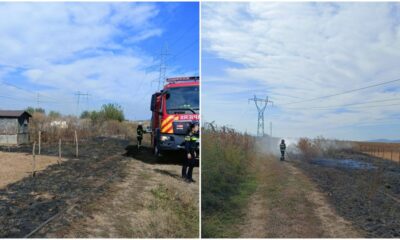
[202,125,257,237]
[297,137,353,160]
[28,113,139,144]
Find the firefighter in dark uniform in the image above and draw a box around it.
[137,124,144,149]
[280,139,286,161]
[182,122,199,183]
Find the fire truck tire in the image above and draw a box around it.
[153,143,162,157]
[153,144,158,155]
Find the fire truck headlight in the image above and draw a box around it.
[160,135,170,142]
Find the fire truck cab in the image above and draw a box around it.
[150,76,199,156]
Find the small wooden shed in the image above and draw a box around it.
[0,110,32,145]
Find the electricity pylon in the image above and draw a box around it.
[158,44,169,90]
[249,95,273,137]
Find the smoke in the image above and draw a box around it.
[256,135,354,160]
[256,136,300,156]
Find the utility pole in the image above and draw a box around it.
[270,121,272,138]
[158,44,169,90]
[36,93,40,110]
[75,91,90,116]
[248,95,273,137]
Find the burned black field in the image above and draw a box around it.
[0,138,129,237]
[294,150,400,237]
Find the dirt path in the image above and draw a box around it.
[240,155,363,238]
[40,146,199,238]
[287,164,362,237]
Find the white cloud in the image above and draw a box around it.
[202,2,400,140]
[0,3,172,119]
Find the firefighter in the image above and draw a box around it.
[280,139,286,161]
[137,124,144,149]
[182,122,199,183]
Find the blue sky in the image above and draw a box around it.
[202,2,400,141]
[0,2,199,120]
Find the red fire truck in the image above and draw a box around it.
[150,76,199,156]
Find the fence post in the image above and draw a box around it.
[32,141,36,177]
[38,131,41,155]
[58,138,61,165]
[75,130,79,158]
[391,149,393,161]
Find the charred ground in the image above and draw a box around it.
[293,148,400,237]
[0,137,199,238]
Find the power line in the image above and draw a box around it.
[0,81,72,103]
[280,78,400,106]
[167,38,199,63]
[285,97,400,110]
[167,21,198,50]
[285,101,400,111]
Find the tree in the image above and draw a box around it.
[26,107,45,115]
[34,108,46,114]
[100,103,125,122]
[90,110,101,122]
[80,110,91,119]
[48,111,61,119]
[26,107,35,115]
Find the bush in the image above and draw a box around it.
[297,138,319,160]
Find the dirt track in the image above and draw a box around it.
[0,138,198,238]
[239,155,363,238]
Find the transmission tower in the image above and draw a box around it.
[248,95,273,137]
[75,91,90,116]
[158,44,169,90]
[36,93,40,109]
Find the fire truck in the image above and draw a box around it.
[150,76,199,156]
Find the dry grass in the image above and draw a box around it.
[0,151,66,189]
[296,137,354,160]
[28,113,143,144]
[355,142,400,163]
[201,126,258,237]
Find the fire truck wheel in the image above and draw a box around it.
[154,144,160,157]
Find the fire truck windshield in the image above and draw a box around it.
[165,86,199,114]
